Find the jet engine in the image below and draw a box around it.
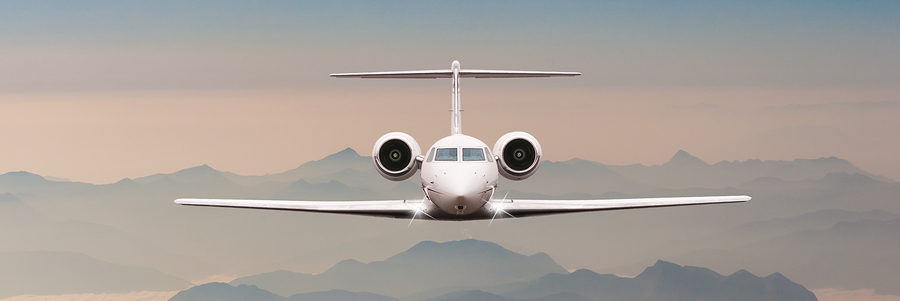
[372,132,422,181]
[493,131,542,180]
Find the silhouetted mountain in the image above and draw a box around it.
[43,175,71,182]
[0,171,47,188]
[605,151,883,190]
[428,290,509,301]
[174,249,816,301]
[135,164,238,195]
[169,282,283,301]
[287,289,398,301]
[497,150,885,197]
[1,147,897,297]
[169,282,398,301]
[500,158,652,196]
[424,288,603,301]
[501,260,816,301]
[667,217,900,295]
[0,171,88,195]
[0,251,189,298]
[223,147,372,186]
[231,239,567,297]
[664,149,708,168]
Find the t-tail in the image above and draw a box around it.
[330,60,581,135]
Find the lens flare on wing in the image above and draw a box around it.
[408,202,434,227]
[489,192,515,225]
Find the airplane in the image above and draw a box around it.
[175,60,749,222]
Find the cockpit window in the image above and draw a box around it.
[462,148,486,161]
[435,148,458,161]
[425,147,435,162]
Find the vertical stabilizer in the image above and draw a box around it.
[451,60,461,135]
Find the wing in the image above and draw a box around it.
[174,198,417,219]
[496,195,750,218]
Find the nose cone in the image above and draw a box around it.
[430,171,489,216]
[437,189,483,215]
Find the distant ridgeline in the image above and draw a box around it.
[2,147,897,299]
[169,239,816,301]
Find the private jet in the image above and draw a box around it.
[175,60,749,221]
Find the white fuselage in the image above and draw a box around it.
[420,134,499,218]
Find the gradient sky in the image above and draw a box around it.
[1,1,899,183]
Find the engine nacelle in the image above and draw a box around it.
[493,131,542,180]
[372,132,422,181]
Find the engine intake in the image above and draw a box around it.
[493,131,542,180]
[373,132,421,181]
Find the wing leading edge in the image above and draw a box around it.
[494,195,750,218]
[175,195,749,220]
[174,198,417,219]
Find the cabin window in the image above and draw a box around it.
[425,147,435,162]
[462,148,486,161]
[435,148,458,161]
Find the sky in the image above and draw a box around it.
[1,1,899,183]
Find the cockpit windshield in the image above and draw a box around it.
[435,148,458,161]
[462,148,486,161]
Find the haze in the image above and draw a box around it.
[1,1,898,184]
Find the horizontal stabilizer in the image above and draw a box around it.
[330,69,581,79]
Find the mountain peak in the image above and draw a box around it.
[396,239,511,260]
[664,150,707,166]
[170,282,282,301]
[0,171,49,187]
[180,164,216,172]
[727,269,757,280]
[570,268,602,278]
[323,147,360,160]
[0,171,46,180]
[765,272,789,282]
[652,259,682,269]
[635,260,684,280]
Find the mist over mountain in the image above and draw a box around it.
[496,260,816,301]
[666,217,900,295]
[231,239,566,297]
[0,251,189,298]
[0,147,897,298]
[170,282,401,301]
[169,283,283,301]
[174,240,816,301]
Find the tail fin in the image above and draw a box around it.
[331,60,580,135]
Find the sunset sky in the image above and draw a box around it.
[2,1,899,183]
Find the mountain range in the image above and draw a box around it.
[171,239,817,301]
[1,148,897,298]
[0,251,188,298]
